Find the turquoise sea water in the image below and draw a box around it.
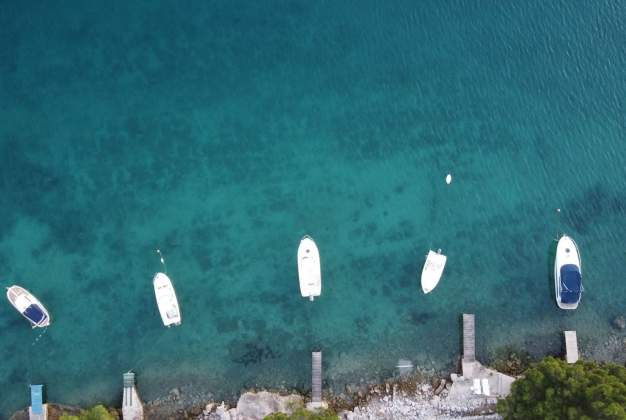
[1,0,625,416]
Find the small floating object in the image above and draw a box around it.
[153,273,181,326]
[397,359,414,376]
[6,285,51,328]
[421,249,447,294]
[445,173,452,184]
[297,235,322,301]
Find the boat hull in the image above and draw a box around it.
[421,250,447,294]
[153,273,182,326]
[6,285,51,328]
[554,235,582,310]
[297,236,321,300]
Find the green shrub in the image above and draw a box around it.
[60,404,118,420]
[497,357,626,420]
[264,407,339,420]
[490,345,532,376]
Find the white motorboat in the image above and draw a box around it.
[6,285,51,328]
[555,235,582,310]
[153,272,181,326]
[421,249,447,294]
[297,235,321,301]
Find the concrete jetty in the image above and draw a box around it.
[463,313,475,362]
[564,331,579,363]
[307,351,328,410]
[29,384,47,420]
[450,313,515,399]
[122,372,144,420]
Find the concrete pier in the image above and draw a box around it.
[122,372,144,420]
[307,351,328,410]
[564,331,579,363]
[463,314,475,362]
[29,384,47,420]
[452,314,515,398]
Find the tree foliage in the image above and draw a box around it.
[497,356,626,420]
[264,407,338,420]
[60,404,119,420]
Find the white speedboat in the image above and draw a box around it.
[421,249,447,294]
[6,285,50,328]
[153,272,181,326]
[297,235,321,301]
[555,235,582,310]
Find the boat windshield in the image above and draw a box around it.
[24,304,46,324]
[560,264,581,303]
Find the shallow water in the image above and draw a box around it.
[1,0,625,416]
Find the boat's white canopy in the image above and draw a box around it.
[13,294,32,312]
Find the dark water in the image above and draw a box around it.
[1,0,625,416]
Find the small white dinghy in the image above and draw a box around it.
[6,285,50,328]
[555,234,582,310]
[153,272,181,327]
[421,249,447,294]
[297,235,321,301]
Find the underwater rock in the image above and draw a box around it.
[232,342,278,366]
[612,315,625,330]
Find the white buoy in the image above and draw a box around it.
[445,173,452,185]
[156,249,167,273]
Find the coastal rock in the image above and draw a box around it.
[236,391,303,420]
[213,402,230,420]
[434,379,447,395]
[612,315,626,330]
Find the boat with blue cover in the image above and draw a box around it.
[554,235,583,310]
[6,285,51,328]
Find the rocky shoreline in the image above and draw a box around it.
[9,371,501,420]
[156,373,502,419]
